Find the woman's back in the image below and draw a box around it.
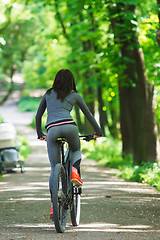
[45,89,77,126]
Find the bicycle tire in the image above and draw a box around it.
[52,163,67,233]
[20,161,24,173]
[70,184,81,226]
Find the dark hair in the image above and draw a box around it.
[47,69,77,101]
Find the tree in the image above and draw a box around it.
[47,0,120,135]
[0,1,35,104]
[1,0,159,165]
[108,1,158,164]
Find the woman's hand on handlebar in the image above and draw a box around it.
[40,135,47,141]
[93,132,103,139]
[93,134,101,139]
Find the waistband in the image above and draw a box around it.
[46,119,76,131]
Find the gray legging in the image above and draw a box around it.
[47,124,81,194]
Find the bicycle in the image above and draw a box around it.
[52,134,96,233]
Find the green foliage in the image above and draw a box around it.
[82,136,126,167]
[138,13,160,85]
[18,134,31,161]
[0,1,36,79]
[18,97,41,112]
[0,115,4,123]
[18,95,47,133]
[30,114,47,134]
[120,163,160,191]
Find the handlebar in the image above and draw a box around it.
[79,135,100,142]
[55,135,100,143]
[41,134,100,143]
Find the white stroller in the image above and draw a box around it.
[0,123,24,173]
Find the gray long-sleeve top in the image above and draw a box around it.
[36,89,102,138]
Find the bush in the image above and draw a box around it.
[132,163,160,190]
[82,136,132,168]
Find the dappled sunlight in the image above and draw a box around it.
[6,222,160,234]
[82,166,104,173]
[81,195,105,201]
[24,166,50,172]
[10,197,50,201]
[0,186,47,192]
[28,153,48,158]
[8,223,53,229]
[84,182,158,193]
[28,140,47,147]
[75,223,154,232]
[107,187,159,193]
[83,179,159,195]
[28,182,48,186]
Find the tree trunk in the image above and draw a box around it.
[0,67,15,105]
[108,100,119,139]
[97,86,107,136]
[134,47,157,162]
[110,2,157,164]
[118,85,133,155]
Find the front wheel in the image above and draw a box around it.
[52,163,67,233]
[70,184,81,226]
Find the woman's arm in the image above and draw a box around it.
[76,93,103,136]
[35,94,47,139]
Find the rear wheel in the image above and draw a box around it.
[70,184,81,226]
[52,163,67,233]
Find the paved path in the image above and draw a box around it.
[0,92,160,240]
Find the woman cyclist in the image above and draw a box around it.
[35,69,102,219]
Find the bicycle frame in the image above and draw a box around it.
[53,135,95,232]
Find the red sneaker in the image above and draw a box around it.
[49,205,53,221]
[71,166,83,186]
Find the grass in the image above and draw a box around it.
[82,136,160,191]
